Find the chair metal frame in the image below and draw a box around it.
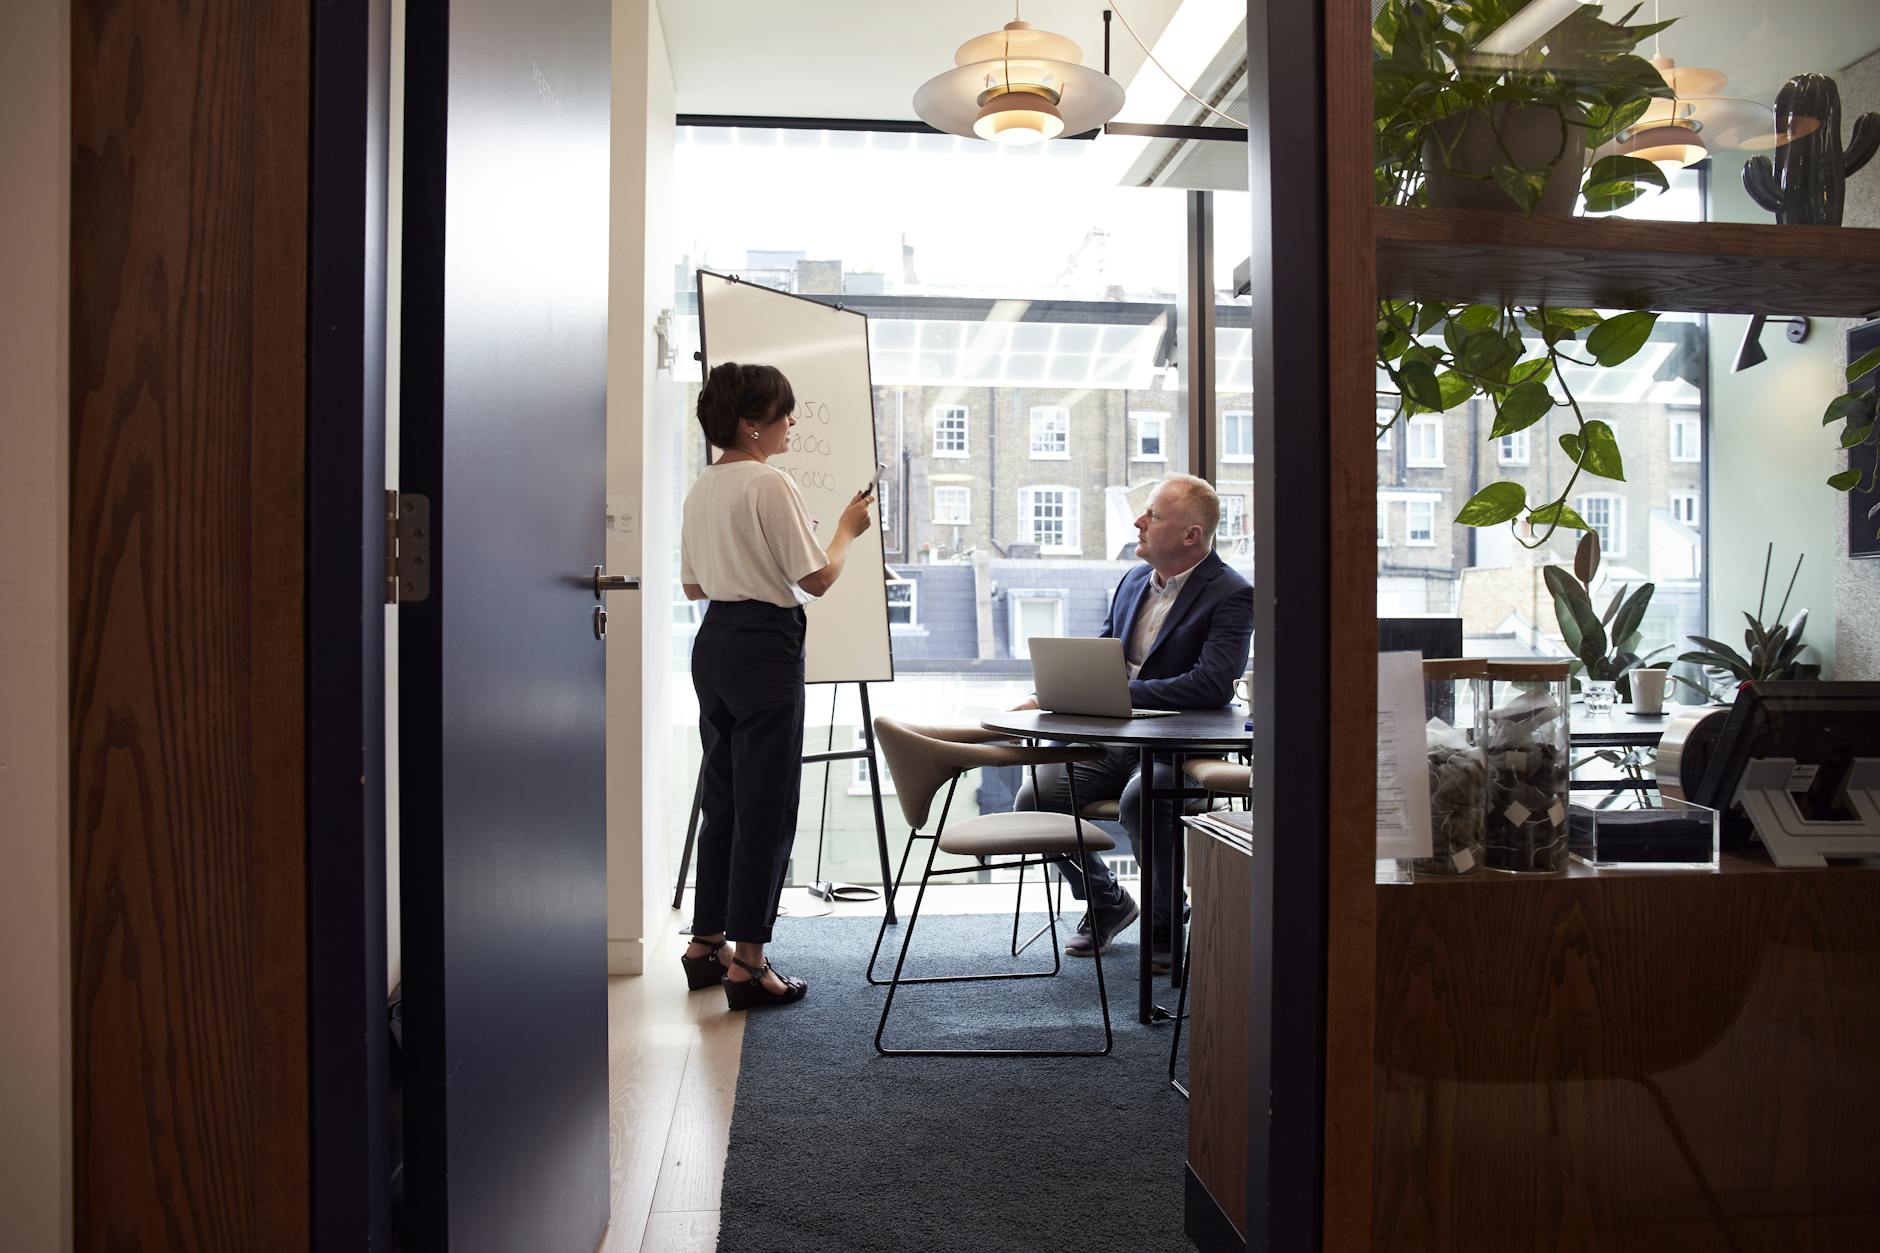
[873,756,1114,1058]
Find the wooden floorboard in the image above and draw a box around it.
[638,1211,721,1253]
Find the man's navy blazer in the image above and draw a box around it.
[1100,549,1253,711]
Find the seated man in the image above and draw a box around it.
[1012,474,1252,969]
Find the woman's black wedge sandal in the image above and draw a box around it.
[722,955,808,1010]
[680,938,730,990]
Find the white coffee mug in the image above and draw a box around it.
[1630,668,1669,715]
[1234,670,1253,704]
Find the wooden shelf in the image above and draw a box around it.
[1377,206,1880,318]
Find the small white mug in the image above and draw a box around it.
[1630,668,1669,715]
[1234,670,1253,704]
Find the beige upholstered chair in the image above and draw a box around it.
[869,717,1119,1058]
[1183,757,1252,805]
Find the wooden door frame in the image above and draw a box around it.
[1241,0,1376,1248]
[71,0,391,1246]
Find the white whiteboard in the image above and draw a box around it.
[697,270,893,685]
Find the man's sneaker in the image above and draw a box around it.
[1065,892,1140,957]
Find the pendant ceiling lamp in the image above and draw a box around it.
[913,7,1125,146]
[1601,56,1822,175]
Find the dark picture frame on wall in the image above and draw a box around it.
[1848,319,1880,558]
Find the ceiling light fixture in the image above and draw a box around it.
[914,5,1124,145]
[1732,314,1811,373]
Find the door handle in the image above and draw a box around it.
[591,565,641,599]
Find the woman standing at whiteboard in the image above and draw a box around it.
[679,361,873,1010]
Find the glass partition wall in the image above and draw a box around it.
[663,125,1217,891]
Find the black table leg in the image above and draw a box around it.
[1168,767,1185,988]
[1138,746,1155,1024]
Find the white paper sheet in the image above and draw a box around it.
[1376,651,1434,860]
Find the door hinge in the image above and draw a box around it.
[385,489,432,604]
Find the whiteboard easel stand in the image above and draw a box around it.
[672,680,897,924]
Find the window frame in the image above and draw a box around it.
[1498,429,1530,465]
[1404,498,1437,546]
[1669,413,1701,462]
[1671,491,1700,528]
[849,728,897,796]
[1376,497,1389,547]
[1018,484,1082,556]
[1218,493,1249,540]
[1029,405,1071,460]
[1133,410,1169,462]
[932,484,971,526]
[1222,409,1254,463]
[1405,415,1443,468]
[885,574,918,628]
[1577,492,1626,558]
[932,404,970,458]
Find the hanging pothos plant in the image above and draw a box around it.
[1373,0,1679,543]
[1826,344,1880,524]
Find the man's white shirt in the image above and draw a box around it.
[1124,556,1206,680]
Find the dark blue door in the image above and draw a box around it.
[396,0,611,1248]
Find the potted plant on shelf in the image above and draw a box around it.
[1679,544,1820,700]
[1372,1,1680,545]
[1543,531,1665,711]
[1373,0,1677,215]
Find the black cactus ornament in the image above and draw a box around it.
[1743,73,1880,226]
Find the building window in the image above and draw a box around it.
[877,477,894,542]
[1223,410,1253,462]
[1578,493,1625,557]
[1671,492,1700,527]
[1218,495,1247,540]
[1406,498,1436,546]
[933,405,969,457]
[1498,430,1530,465]
[1375,399,1393,449]
[885,576,917,626]
[1134,412,1168,461]
[1669,414,1701,462]
[850,729,897,796]
[1406,415,1443,467]
[1007,590,1067,660]
[933,484,970,526]
[1376,498,1390,547]
[1019,486,1081,554]
[1029,406,1070,459]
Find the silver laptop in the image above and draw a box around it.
[1029,637,1179,719]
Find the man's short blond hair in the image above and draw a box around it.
[1157,473,1221,544]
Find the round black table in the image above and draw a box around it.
[980,707,1251,1024]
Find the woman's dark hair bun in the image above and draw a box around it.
[697,362,795,450]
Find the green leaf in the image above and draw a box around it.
[1547,309,1604,332]
[1842,422,1875,449]
[1459,328,1514,378]
[1490,380,1553,437]
[1829,468,1863,491]
[1510,358,1554,387]
[1575,525,1601,586]
[1586,311,1659,367]
[1456,481,1528,527]
[1399,360,1442,410]
[1586,154,1669,193]
[1492,165,1547,214]
[1848,344,1880,385]
[1528,501,1589,531]
[1455,303,1500,331]
[1610,582,1656,652]
[1823,393,1873,425]
[1602,587,1626,626]
[1435,370,1476,411]
[1577,419,1627,480]
[1416,303,1450,335]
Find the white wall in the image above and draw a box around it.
[1832,47,1880,680]
[1707,165,1840,675]
[0,0,73,1248]
[606,0,678,974]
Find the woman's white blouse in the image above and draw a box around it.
[680,460,830,608]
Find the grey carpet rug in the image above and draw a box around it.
[716,912,1193,1253]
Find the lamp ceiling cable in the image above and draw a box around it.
[1109,0,1248,129]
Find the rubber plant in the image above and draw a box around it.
[1543,530,1663,696]
[1374,0,1678,545]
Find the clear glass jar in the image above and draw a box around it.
[1480,660,1573,873]
[1417,659,1488,877]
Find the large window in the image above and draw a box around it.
[1405,499,1437,546]
[666,123,1189,890]
[1669,413,1701,462]
[1219,493,1248,541]
[1019,486,1081,555]
[1029,406,1070,459]
[1498,430,1530,465]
